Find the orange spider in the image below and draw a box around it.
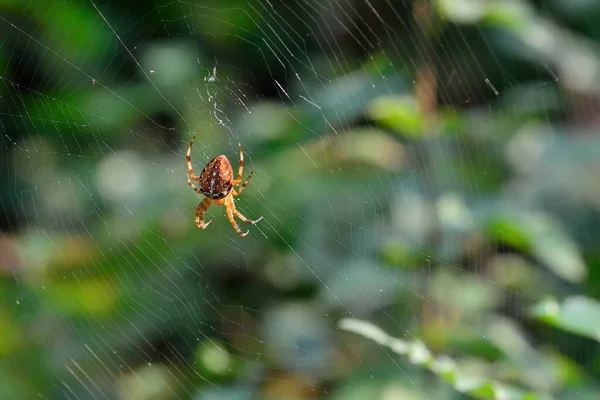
[186,136,263,237]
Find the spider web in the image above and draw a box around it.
[0,0,596,399]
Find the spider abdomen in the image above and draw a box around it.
[199,155,233,199]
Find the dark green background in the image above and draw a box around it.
[1,1,600,399]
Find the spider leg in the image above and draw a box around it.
[232,170,253,196]
[195,197,214,229]
[232,141,244,185]
[229,194,263,225]
[187,173,204,194]
[225,195,249,237]
[187,136,201,181]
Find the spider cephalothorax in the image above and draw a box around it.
[186,136,262,236]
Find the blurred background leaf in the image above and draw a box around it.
[0,0,599,399]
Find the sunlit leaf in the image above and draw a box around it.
[339,318,553,400]
[531,296,600,342]
[195,339,237,380]
[116,364,177,400]
[381,239,426,268]
[367,95,425,139]
[311,128,405,172]
[435,0,486,24]
[485,213,587,283]
[483,2,532,31]
[435,0,532,31]
[486,216,532,251]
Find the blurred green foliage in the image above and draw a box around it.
[1,0,600,400]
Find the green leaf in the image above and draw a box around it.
[381,239,427,268]
[367,95,426,139]
[43,279,118,316]
[310,128,406,172]
[339,318,553,400]
[194,339,237,381]
[0,310,22,356]
[531,296,600,342]
[485,213,587,283]
[482,2,531,31]
[435,0,532,32]
[486,216,532,252]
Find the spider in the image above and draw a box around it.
[186,136,263,237]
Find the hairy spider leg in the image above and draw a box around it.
[233,141,244,185]
[187,136,201,181]
[232,170,254,196]
[186,173,203,194]
[195,197,214,229]
[229,194,263,225]
[225,195,249,237]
